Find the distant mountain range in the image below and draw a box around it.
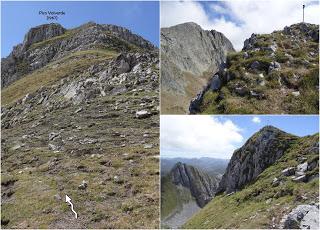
[161,157,229,177]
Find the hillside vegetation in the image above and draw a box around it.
[1,22,159,229]
[191,23,319,114]
[184,133,319,229]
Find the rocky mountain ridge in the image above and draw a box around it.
[190,22,319,114]
[184,126,319,229]
[161,22,235,113]
[217,126,297,194]
[170,162,219,208]
[2,22,155,88]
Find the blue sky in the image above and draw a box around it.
[161,115,319,159]
[219,115,319,140]
[161,1,319,50]
[1,1,159,57]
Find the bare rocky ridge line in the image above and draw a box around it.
[217,126,297,194]
[1,22,156,88]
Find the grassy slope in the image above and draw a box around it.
[1,90,160,229]
[2,32,159,228]
[184,134,319,229]
[200,30,319,114]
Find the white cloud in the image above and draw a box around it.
[252,116,261,124]
[160,115,243,159]
[161,1,320,50]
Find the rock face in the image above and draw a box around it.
[191,22,319,114]
[161,22,234,114]
[217,126,297,194]
[1,22,155,88]
[22,23,66,50]
[170,162,219,207]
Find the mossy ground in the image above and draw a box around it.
[184,134,319,229]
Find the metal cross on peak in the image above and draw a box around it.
[303,4,305,23]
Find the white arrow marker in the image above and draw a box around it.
[65,195,78,219]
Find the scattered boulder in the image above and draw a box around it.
[250,61,260,70]
[296,162,308,175]
[78,180,88,190]
[234,87,249,97]
[272,177,280,187]
[54,194,62,201]
[117,59,130,74]
[292,175,307,183]
[49,132,60,141]
[282,167,295,176]
[113,176,124,184]
[250,90,265,100]
[144,144,153,149]
[209,75,221,91]
[135,110,151,119]
[48,143,62,152]
[268,61,281,73]
[243,52,249,59]
[291,91,300,97]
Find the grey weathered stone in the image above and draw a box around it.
[292,175,307,182]
[210,75,221,91]
[243,33,257,50]
[272,177,280,187]
[250,61,260,70]
[135,110,151,119]
[268,61,281,73]
[234,87,248,97]
[78,180,88,190]
[292,91,300,97]
[297,162,308,174]
[282,167,295,176]
[280,204,319,229]
[250,90,265,100]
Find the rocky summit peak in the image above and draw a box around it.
[217,126,297,194]
[256,125,287,135]
[161,21,235,113]
[166,22,203,31]
[22,23,66,49]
